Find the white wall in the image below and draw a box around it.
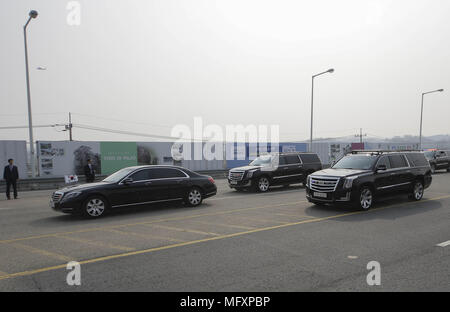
[0,140,28,178]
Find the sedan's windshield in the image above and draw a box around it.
[102,167,135,183]
[249,155,272,166]
[332,155,377,170]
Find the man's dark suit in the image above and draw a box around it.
[3,165,19,199]
[84,164,95,183]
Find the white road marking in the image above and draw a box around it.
[436,240,450,247]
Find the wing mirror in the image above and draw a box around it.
[123,177,133,185]
[375,164,387,172]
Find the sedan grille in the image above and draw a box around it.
[52,192,64,203]
[228,171,245,181]
[309,176,340,193]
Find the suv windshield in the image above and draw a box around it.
[424,151,435,160]
[103,167,135,183]
[332,155,377,170]
[249,155,272,166]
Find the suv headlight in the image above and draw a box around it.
[63,191,82,200]
[343,176,358,189]
[246,170,258,178]
[306,175,311,187]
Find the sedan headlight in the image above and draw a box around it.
[343,176,358,189]
[63,191,82,200]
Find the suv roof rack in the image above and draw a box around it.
[350,149,422,155]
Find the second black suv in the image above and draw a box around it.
[305,151,432,210]
[424,149,450,173]
[228,152,322,192]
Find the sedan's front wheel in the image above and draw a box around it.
[83,196,108,218]
[186,187,203,207]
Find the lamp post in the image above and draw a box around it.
[419,89,444,150]
[24,10,38,177]
[310,68,334,152]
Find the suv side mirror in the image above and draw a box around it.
[123,177,133,185]
[376,164,387,172]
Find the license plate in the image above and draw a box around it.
[314,192,327,198]
[230,180,238,185]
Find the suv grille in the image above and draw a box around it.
[52,192,64,203]
[229,171,245,181]
[309,176,340,193]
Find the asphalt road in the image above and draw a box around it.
[0,173,449,291]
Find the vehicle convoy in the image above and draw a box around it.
[423,149,450,173]
[305,151,432,210]
[228,152,322,192]
[50,165,217,218]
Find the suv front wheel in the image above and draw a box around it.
[357,186,373,210]
[256,176,270,192]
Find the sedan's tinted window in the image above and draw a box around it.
[149,168,186,179]
[285,155,301,164]
[388,155,408,168]
[130,169,151,181]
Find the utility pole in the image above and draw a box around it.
[69,112,73,141]
[355,128,367,144]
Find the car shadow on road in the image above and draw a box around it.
[303,195,443,221]
[29,200,215,226]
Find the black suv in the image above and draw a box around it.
[305,151,432,210]
[424,150,450,173]
[50,165,217,218]
[228,152,322,192]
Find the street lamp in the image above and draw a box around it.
[419,88,444,150]
[24,10,38,177]
[310,68,334,152]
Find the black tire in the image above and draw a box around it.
[255,176,270,192]
[410,180,424,201]
[82,195,108,218]
[356,186,373,211]
[185,187,203,207]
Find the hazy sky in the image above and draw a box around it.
[1,0,449,143]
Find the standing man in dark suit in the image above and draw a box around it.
[84,159,96,183]
[3,159,19,200]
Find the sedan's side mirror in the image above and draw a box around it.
[123,177,133,185]
[376,164,387,172]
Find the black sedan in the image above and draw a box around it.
[50,165,217,218]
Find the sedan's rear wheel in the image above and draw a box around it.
[83,196,107,218]
[186,187,203,207]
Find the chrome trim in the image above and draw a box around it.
[309,176,340,193]
[376,182,412,190]
[273,173,303,179]
[119,167,189,185]
[111,197,183,208]
[52,191,64,203]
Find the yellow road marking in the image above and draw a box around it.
[104,228,186,243]
[10,243,72,262]
[145,224,220,236]
[273,212,315,219]
[190,220,256,230]
[0,195,449,281]
[0,271,9,277]
[238,216,290,225]
[0,200,307,245]
[59,235,135,252]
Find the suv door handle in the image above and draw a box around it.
[145,181,153,186]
